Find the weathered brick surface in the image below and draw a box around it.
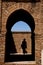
[0,0,1,32]
[0,0,43,65]
[12,32,31,53]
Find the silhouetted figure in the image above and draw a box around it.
[21,39,27,54]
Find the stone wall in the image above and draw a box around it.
[12,32,31,54]
[0,0,43,65]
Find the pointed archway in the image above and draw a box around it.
[5,9,35,62]
[11,21,31,32]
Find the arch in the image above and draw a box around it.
[11,21,31,32]
[6,9,35,32]
[5,9,35,62]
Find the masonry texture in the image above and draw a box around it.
[12,32,31,54]
[0,0,43,65]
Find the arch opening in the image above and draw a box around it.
[11,21,31,32]
[5,9,35,62]
[6,9,35,32]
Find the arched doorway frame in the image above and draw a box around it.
[5,9,35,62]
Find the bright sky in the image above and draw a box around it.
[11,21,31,32]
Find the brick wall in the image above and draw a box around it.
[12,32,31,54]
[0,0,43,65]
